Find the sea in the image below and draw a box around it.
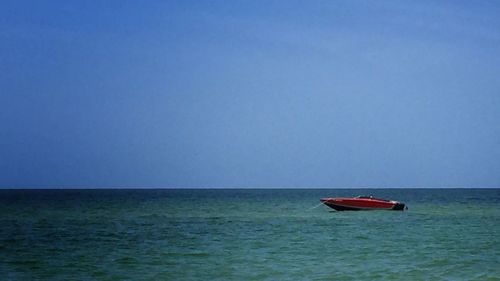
[1,188,499,280]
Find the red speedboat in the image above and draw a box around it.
[320,196,406,211]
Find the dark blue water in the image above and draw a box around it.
[1,188,499,280]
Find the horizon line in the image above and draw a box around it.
[1,186,499,190]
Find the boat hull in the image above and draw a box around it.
[320,197,406,211]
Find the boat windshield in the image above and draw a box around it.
[356,195,390,202]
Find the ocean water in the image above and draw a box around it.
[1,188,499,280]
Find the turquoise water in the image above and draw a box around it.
[1,188,500,280]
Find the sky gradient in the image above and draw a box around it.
[1,1,500,188]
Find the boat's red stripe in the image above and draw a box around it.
[327,202,393,210]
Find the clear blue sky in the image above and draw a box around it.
[1,1,500,188]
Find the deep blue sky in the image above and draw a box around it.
[1,1,500,188]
